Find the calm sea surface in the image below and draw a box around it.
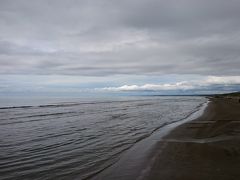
[0,96,206,180]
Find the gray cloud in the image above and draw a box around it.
[0,0,240,76]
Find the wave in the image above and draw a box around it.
[0,97,207,180]
[0,99,152,110]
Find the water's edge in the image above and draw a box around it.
[92,99,209,180]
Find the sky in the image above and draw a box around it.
[0,0,240,96]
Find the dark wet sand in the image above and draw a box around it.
[146,98,240,180]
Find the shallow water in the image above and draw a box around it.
[0,96,206,180]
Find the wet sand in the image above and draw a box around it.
[146,97,240,180]
[91,99,208,180]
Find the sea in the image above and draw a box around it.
[0,96,206,180]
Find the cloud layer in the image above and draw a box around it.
[0,0,240,95]
[0,0,240,77]
[101,76,240,92]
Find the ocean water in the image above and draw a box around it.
[0,96,206,180]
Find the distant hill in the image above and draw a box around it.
[223,92,240,97]
[214,91,240,98]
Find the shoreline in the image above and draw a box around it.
[145,97,240,180]
[91,98,209,180]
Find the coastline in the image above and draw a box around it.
[91,98,208,180]
[145,97,240,180]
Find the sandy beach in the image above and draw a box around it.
[146,97,240,180]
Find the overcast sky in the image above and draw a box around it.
[0,0,240,96]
